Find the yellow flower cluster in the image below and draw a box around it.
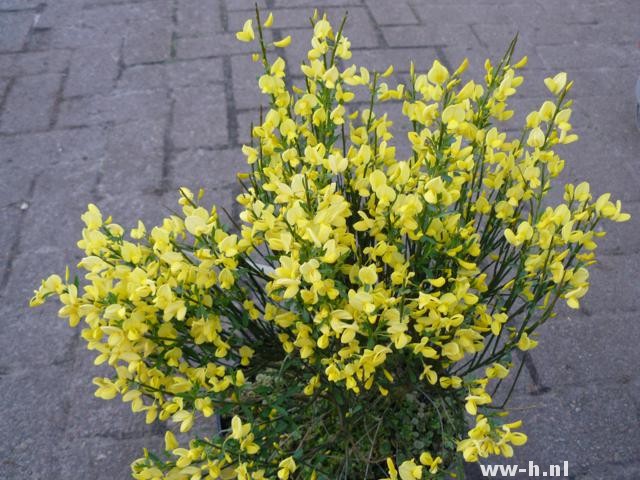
[31,192,260,431]
[32,8,628,480]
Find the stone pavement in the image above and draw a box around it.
[0,0,639,478]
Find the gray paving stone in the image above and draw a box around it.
[531,20,638,47]
[222,0,268,11]
[578,462,640,480]
[18,161,97,254]
[597,201,640,256]
[560,135,640,204]
[0,129,106,227]
[365,0,418,25]
[536,0,613,26]
[169,149,245,223]
[537,44,637,70]
[0,76,9,101]
[273,0,363,6]
[0,73,62,133]
[578,253,640,315]
[169,148,247,193]
[235,108,260,146]
[227,7,380,49]
[176,32,272,60]
[64,46,119,97]
[0,0,42,9]
[62,349,163,440]
[439,45,491,81]
[468,23,534,53]
[55,435,165,480]
[0,365,69,480]
[44,7,123,50]
[57,89,169,128]
[0,253,77,371]
[0,125,108,169]
[508,383,640,473]
[45,1,171,51]
[569,67,638,99]
[123,23,172,66]
[0,49,71,77]
[410,1,517,25]
[118,58,224,90]
[0,11,33,52]
[529,309,640,389]
[231,54,267,111]
[176,0,221,36]
[96,191,177,232]
[98,118,165,196]
[171,84,228,148]
[383,24,476,47]
[35,0,85,30]
[0,204,19,275]
[348,46,440,73]
[578,94,639,145]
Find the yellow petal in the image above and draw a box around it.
[263,12,274,28]
[273,35,291,48]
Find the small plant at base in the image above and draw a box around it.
[31,7,629,480]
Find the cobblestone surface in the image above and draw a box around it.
[1,0,639,478]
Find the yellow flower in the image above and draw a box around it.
[544,72,567,95]
[277,457,296,480]
[236,19,255,42]
[517,332,538,351]
[427,59,449,85]
[398,459,422,480]
[504,221,533,246]
[358,265,378,285]
[164,430,179,451]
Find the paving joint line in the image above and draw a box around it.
[222,55,239,148]
[434,45,451,71]
[355,2,388,49]
[0,174,38,295]
[468,23,488,50]
[407,2,422,25]
[518,351,551,395]
[219,0,229,33]
[158,91,176,194]
[115,38,126,82]
[49,66,69,129]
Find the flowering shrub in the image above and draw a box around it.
[31,8,629,480]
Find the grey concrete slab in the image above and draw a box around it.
[57,89,170,128]
[176,0,222,37]
[169,148,247,194]
[98,118,166,196]
[0,365,69,480]
[365,0,419,26]
[0,74,62,133]
[64,46,119,97]
[0,11,34,52]
[171,84,228,148]
[118,58,225,91]
[175,31,272,60]
[507,383,640,475]
[383,24,477,48]
[55,435,165,480]
[0,49,71,77]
